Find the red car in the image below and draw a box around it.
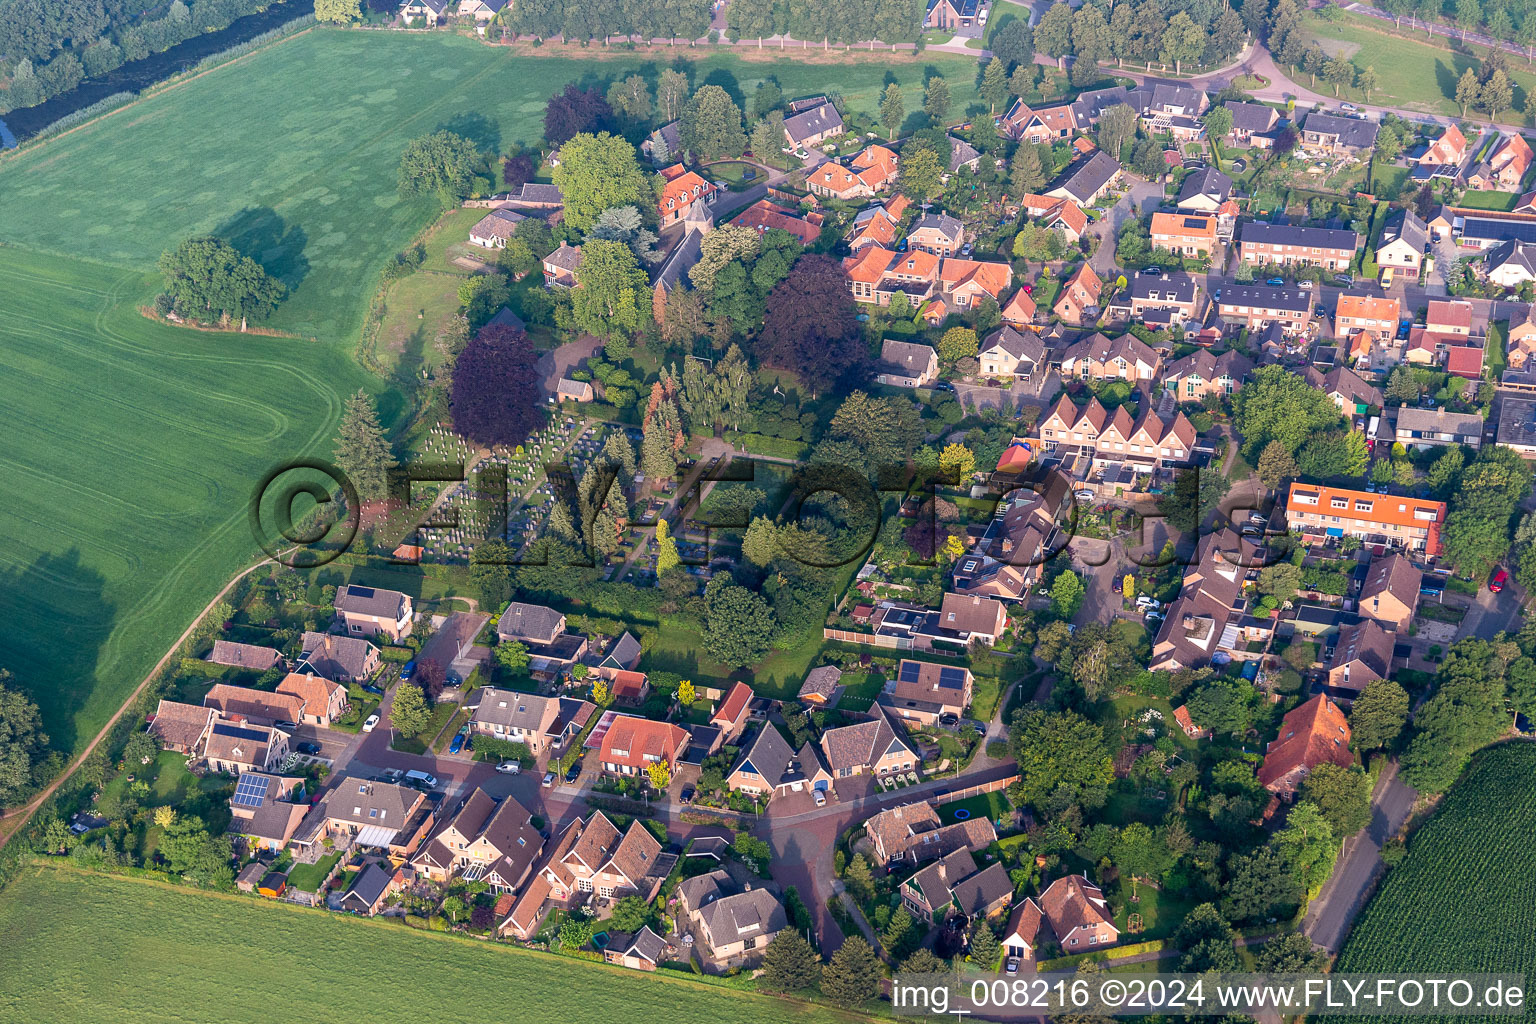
[1490,568,1509,593]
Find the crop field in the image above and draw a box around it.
[0,246,371,751]
[1333,743,1536,1019]
[0,866,873,1024]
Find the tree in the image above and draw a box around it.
[899,144,944,202]
[1009,706,1114,810]
[1357,64,1380,101]
[655,518,681,573]
[1257,561,1303,604]
[1300,763,1371,836]
[702,576,776,666]
[1256,440,1299,488]
[495,641,530,675]
[1157,466,1229,534]
[742,517,779,567]
[758,255,864,389]
[333,390,391,502]
[389,683,432,737]
[571,239,649,341]
[762,931,821,991]
[314,0,362,21]
[158,236,285,327]
[981,57,1010,113]
[1442,447,1533,577]
[1160,11,1207,73]
[1322,57,1356,96]
[1401,639,1514,793]
[606,74,653,122]
[545,84,613,145]
[591,677,610,704]
[656,69,690,121]
[0,674,46,805]
[937,326,979,362]
[1186,679,1252,738]
[1256,931,1331,973]
[822,937,881,1007]
[1234,366,1344,459]
[1456,66,1481,116]
[646,759,672,790]
[1112,823,1173,897]
[680,85,747,160]
[901,948,948,974]
[879,82,905,139]
[1036,2,1074,66]
[1223,844,1303,925]
[939,443,977,482]
[1051,570,1085,619]
[551,132,649,232]
[991,18,1035,67]
[1097,104,1138,160]
[923,75,951,124]
[158,815,233,887]
[1480,68,1514,120]
[398,130,481,204]
[451,323,543,447]
[968,920,1001,968]
[1010,142,1046,195]
[750,111,786,160]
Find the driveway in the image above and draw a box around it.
[1088,181,1164,279]
[952,368,1059,416]
[1459,577,1527,641]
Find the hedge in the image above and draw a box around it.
[379,646,413,663]
[178,658,232,679]
[723,431,810,461]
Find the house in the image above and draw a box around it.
[658,164,718,226]
[798,665,844,707]
[864,801,997,868]
[202,684,304,728]
[843,245,940,306]
[1020,193,1089,242]
[204,720,289,775]
[1286,482,1446,556]
[149,700,216,755]
[498,602,565,645]
[596,714,689,781]
[1163,348,1253,401]
[398,0,447,25]
[642,120,682,163]
[1419,123,1467,167]
[498,183,564,211]
[227,771,309,852]
[1395,407,1484,450]
[1113,269,1201,325]
[1511,305,1536,370]
[455,0,506,22]
[557,378,595,403]
[875,339,939,388]
[1301,112,1379,154]
[678,870,788,965]
[1468,133,1534,191]
[1335,293,1401,346]
[206,641,286,674]
[820,705,917,781]
[1053,264,1103,325]
[732,199,822,245]
[467,687,593,756]
[1375,208,1429,281]
[783,101,843,150]
[1038,393,1197,469]
[338,862,403,916]
[1485,239,1536,287]
[1327,619,1395,697]
[1060,331,1161,382]
[727,724,832,798]
[1461,216,1536,251]
[951,486,1062,600]
[1127,81,1209,140]
[924,0,982,29]
[542,242,583,288]
[1001,898,1045,965]
[808,145,899,200]
[1426,298,1476,336]
[1149,212,1218,258]
[909,213,965,257]
[1224,101,1279,143]
[1303,365,1383,417]
[274,672,349,728]
[1149,529,1260,672]
[900,848,1011,924]
[1258,695,1353,796]
[1040,874,1119,951]
[1173,704,1209,740]
[1496,395,1536,455]
[297,631,379,683]
[536,810,669,905]
[711,682,754,742]
[1238,222,1358,272]
[1175,167,1233,214]
[947,135,981,174]
[938,258,1012,311]
[848,203,902,250]
[604,926,669,971]
[1045,151,1122,206]
[1001,288,1038,329]
[292,777,435,860]
[978,326,1046,380]
[411,788,542,891]
[879,660,974,726]
[334,584,413,642]
[1001,99,1078,144]
[598,631,643,676]
[1445,344,1486,380]
[1217,284,1313,334]
[1070,86,1129,128]
[469,207,525,249]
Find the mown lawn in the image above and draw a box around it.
[0,866,876,1024]
[0,246,371,752]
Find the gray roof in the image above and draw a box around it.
[400,0,447,13]
[487,306,526,331]
[697,887,787,947]
[1303,112,1379,149]
[1497,396,1536,448]
[1224,100,1278,132]
[1054,151,1121,204]
[343,862,394,909]
[468,687,559,732]
[784,102,843,146]
[652,227,703,293]
[1127,81,1206,116]
[497,602,565,643]
[208,641,285,672]
[1176,167,1232,207]
[951,861,1013,916]
[322,776,422,833]
[502,183,564,207]
[618,924,669,963]
[1220,283,1312,315]
[1378,208,1428,255]
[1128,269,1198,304]
[1071,86,1130,124]
[912,212,964,241]
[947,135,980,172]
[980,325,1045,367]
[1396,406,1483,435]
[544,242,583,272]
[648,121,682,158]
[335,584,409,621]
[299,631,378,682]
[732,724,798,787]
[1240,220,1359,252]
[602,631,643,670]
[879,338,937,374]
[1485,239,1536,276]
[472,207,525,240]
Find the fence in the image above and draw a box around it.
[932,774,1019,807]
[822,627,913,650]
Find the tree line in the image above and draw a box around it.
[504,0,715,42]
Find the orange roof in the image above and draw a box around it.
[1425,123,1465,163]
[843,245,894,284]
[712,681,753,725]
[598,714,689,769]
[610,670,649,699]
[1348,331,1377,360]
[1494,133,1534,175]
[1150,211,1218,241]
[658,168,715,214]
[939,258,1013,298]
[920,299,947,323]
[1286,482,1446,555]
[889,248,939,278]
[275,673,343,719]
[1257,695,1352,790]
[1073,137,1096,155]
[811,162,861,193]
[996,439,1035,474]
[1426,299,1473,330]
[852,144,899,187]
[1043,199,1087,236]
[659,163,688,181]
[1061,262,1102,298]
[1445,345,1485,378]
[883,194,911,219]
[1002,288,1037,322]
[851,210,897,248]
[734,199,821,244]
[1336,293,1400,324]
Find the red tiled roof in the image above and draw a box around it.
[1257,695,1352,790]
[1445,345,1485,378]
[712,681,753,726]
[734,199,821,244]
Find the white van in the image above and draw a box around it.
[403,769,438,789]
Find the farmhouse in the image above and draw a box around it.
[783,102,843,150]
[1257,695,1353,796]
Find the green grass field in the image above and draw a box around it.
[0,866,873,1024]
[1334,743,1536,1020]
[1303,10,1536,119]
[1459,190,1521,212]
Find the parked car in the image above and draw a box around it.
[564,761,583,784]
[959,242,974,257]
[1490,567,1509,593]
[400,660,416,682]
[448,731,466,755]
[1143,266,1162,276]
[1341,102,1358,112]
[542,771,556,788]
[495,761,521,775]
[1075,490,1095,503]
[1266,277,1285,286]
[680,785,695,804]
[938,712,960,727]
[1005,957,1020,975]
[296,741,321,756]
[813,789,827,807]
[1249,512,1267,525]
[361,683,385,696]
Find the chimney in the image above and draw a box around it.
[1182,614,1197,631]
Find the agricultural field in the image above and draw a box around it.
[0,866,874,1024]
[0,246,371,751]
[1333,742,1536,1018]
[1302,10,1536,119]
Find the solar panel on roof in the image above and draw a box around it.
[939,667,968,689]
[232,774,269,808]
[348,585,376,598]
[899,662,922,683]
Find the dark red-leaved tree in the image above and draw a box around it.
[544,85,614,146]
[502,152,536,187]
[451,323,545,449]
[1272,126,1297,156]
[414,658,446,703]
[757,254,867,391]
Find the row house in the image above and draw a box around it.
[1059,331,1161,383]
[1303,365,1383,417]
[1286,482,1447,557]
[951,488,1063,602]
[808,144,898,200]
[1217,283,1312,335]
[1109,269,1200,327]
[1037,394,1197,469]
[412,788,542,892]
[842,245,939,305]
[1334,293,1401,360]
[1150,212,1219,259]
[1163,348,1253,401]
[1237,222,1359,272]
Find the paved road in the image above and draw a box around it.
[1459,576,1528,640]
[1088,182,1164,281]
[1302,760,1418,953]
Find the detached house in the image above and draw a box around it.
[398,0,447,25]
[1395,407,1484,450]
[227,771,309,852]
[1258,695,1353,796]
[293,776,435,860]
[1375,208,1429,281]
[1301,112,1379,154]
[1175,167,1233,214]
[202,683,304,728]
[657,164,718,226]
[275,672,349,728]
[878,659,973,726]
[467,687,593,756]
[1053,263,1103,325]
[1127,81,1209,140]
[864,801,998,868]
[596,714,689,782]
[1419,123,1467,167]
[1224,101,1279,144]
[876,338,940,388]
[1467,133,1534,191]
[1150,212,1218,259]
[843,245,940,306]
[1001,288,1038,329]
[207,641,286,674]
[978,326,1046,380]
[727,724,832,798]
[678,870,788,966]
[1327,619,1395,696]
[938,258,1012,309]
[1045,151,1122,206]
[542,242,583,288]
[412,788,542,891]
[924,0,982,29]
[1001,99,1078,144]
[1060,331,1161,383]
[204,720,289,775]
[149,700,216,755]
[298,631,380,683]
[1113,269,1200,326]
[334,584,413,642]
[809,145,899,200]
[783,101,843,150]
[1508,305,1536,370]
[469,207,525,249]
[1001,898,1046,966]
[1358,553,1421,632]
[1040,874,1119,951]
[820,705,917,781]
[900,848,1012,925]
[909,213,965,257]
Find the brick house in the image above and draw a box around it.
[1237,222,1359,272]
[1040,874,1119,951]
[1257,695,1353,796]
[1150,211,1218,258]
[596,714,689,783]
[333,584,413,642]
